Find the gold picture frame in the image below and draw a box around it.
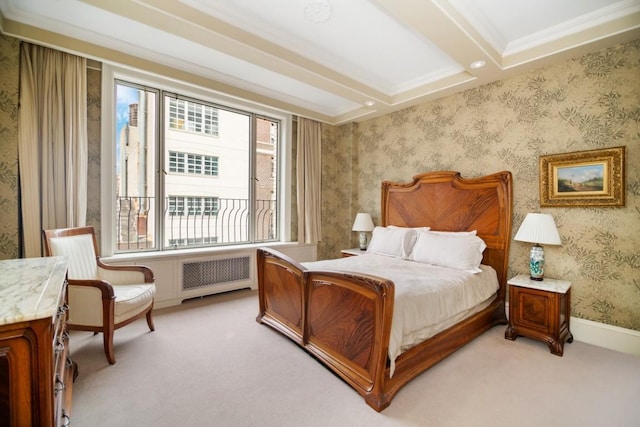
[539,146,625,207]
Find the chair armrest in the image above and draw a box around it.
[96,259,155,284]
[67,278,115,300]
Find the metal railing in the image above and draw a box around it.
[116,196,277,251]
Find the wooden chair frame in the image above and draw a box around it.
[43,226,155,364]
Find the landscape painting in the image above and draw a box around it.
[556,164,604,193]
[539,146,625,207]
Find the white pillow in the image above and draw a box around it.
[410,230,487,273]
[366,226,417,258]
[428,229,477,236]
[388,225,430,232]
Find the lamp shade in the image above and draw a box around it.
[352,213,374,232]
[514,213,561,245]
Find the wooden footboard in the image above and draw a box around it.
[256,248,306,345]
[304,271,394,410]
[256,248,396,408]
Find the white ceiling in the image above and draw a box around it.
[1,0,639,125]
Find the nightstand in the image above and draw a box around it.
[505,274,573,356]
[341,248,367,257]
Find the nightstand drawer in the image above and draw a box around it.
[511,286,558,335]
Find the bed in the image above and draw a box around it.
[256,170,513,411]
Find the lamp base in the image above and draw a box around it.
[529,244,545,281]
[358,232,368,250]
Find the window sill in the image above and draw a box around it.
[101,241,316,263]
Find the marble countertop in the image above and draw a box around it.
[0,256,68,325]
[508,274,571,293]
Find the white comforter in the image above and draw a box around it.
[302,253,499,375]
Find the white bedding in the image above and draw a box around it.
[302,253,499,375]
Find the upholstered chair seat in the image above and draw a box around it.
[112,285,156,323]
[43,226,156,364]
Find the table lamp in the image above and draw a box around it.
[352,213,374,250]
[514,213,562,281]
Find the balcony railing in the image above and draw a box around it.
[116,196,277,251]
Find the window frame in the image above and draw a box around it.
[101,64,292,257]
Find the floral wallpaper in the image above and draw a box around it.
[0,33,638,331]
[320,40,640,331]
[86,63,102,240]
[0,35,20,259]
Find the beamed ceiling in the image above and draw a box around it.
[1,0,639,125]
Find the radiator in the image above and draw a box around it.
[182,256,251,291]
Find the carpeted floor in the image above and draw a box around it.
[69,288,640,427]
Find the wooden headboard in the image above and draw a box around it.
[381,171,513,295]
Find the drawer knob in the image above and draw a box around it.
[55,376,65,394]
[57,303,69,315]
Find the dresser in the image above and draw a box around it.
[0,257,74,427]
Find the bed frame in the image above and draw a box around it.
[256,171,512,411]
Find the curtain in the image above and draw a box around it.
[18,43,88,257]
[296,117,322,244]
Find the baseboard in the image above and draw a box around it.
[570,317,640,357]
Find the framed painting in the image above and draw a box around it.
[539,146,625,207]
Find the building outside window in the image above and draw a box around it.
[114,79,280,252]
[169,98,219,137]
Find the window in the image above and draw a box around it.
[187,154,202,174]
[168,197,185,216]
[107,71,287,254]
[204,156,218,176]
[169,98,219,136]
[169,151,185,173]
[168,151,218,176]
[204,197,219,215]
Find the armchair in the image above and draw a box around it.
[43,226,156,364]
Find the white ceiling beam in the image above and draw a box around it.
[0,17,337,124]
[80,0,391,107]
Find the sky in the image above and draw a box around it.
[115,84,141,173]
[116,84,140,138]
[557,164,603,183]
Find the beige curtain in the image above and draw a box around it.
[296,117,322,244]
[18,43,88,257]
